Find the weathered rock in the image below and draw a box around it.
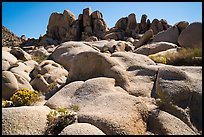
[178,22,202,48]
[13,73,34,91]
[152,26,179,44]
[155,65,199,132]
[31,46,50,57]
[10,47,32,61]
[59,123,105,135]
[104,32,118,40]
[2,71,19,100]
[174,21,189,33]
[47,10,76,41]
[83,8,92,27]
[31,60,68,98]
[126,13,137,36]
[140,14,147,33]
[111,51,156,70]
[111,52,158,97]
[38,35,59,46]
[126,37,135,43]
[10,62,32,82]
[46,77,128,109]
[78,92,149,135]
[2,60,11,71]
[134,42,178,56]
[2,50,18,67]
[148,109,196,135]
[85,36,98,42]
[67,51,130,91]
[45,81,84,109]
[91,10,103,19]
[92,18,108,38]
[134,29,153,49]
[115,17,128,31]
[51,41,96,70]
[2,106,51,135]
[150,19,160,35]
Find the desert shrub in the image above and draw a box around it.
[149,47,202,66]
[71,104,79,112]
[10,88,40,106]
[45,108,77,135]
[2,100,13,108]
[166,47,202,66]
[32,54,49,64]
[149,54,167,64]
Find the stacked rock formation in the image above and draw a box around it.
[2,7,202,135]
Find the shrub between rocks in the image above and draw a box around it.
[45,108,77,135]
[2,88,40,107]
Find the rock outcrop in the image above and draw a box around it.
[2,7,202,135]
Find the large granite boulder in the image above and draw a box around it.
[178,22,202,48]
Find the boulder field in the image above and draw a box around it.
[2,7,202,135]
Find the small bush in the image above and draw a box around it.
[2,100,13,108]
[165,47,202,66]
[32,54,48,64]
[10,89,40,106]
[45,108,77,135]
[149,54,167,64]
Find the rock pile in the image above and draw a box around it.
[2,7,202,135]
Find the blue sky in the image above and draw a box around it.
[2,2,202,39]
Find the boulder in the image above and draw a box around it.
[2,50,18,67]
[174,21,189,33]
[2,60,11,71]
[140,14,148,33]
[2,71,19,100]
[31,60,68,98]
[50,41,96,70]
[111,52,158,97]
[155,65,200,133]
[92,18,108,38]
[14,73,34,90]
[134,42,177,56]
[111,51,156,70]
[59,123,105,135]
[115,17,128,31]
[91,10,103,19]
[10,62,32,82]
[152,26,179,44]
[148,109,196,135]
[150,19,160,35]
[83,8,92,27]
[126,13,137,36]
[134,29,153,49]
[78,92,149,135]
[67,51,130,91]
[10,47,32,61]
[45,81,84,109]
[2,106,51,135]
[178,22,202,48]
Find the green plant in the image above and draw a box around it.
[2,100,13,108]
[32,54,48,64]
[149,54,167,64]
[37,74,42,78]
[10,88,40,106]
[45,108,77,135]
[71,104,79,112]
[165,47,202,66]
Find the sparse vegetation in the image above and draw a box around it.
[32,54,49,64]
[10,88,40,107]
[45,108,77,135]
[149,54,167,64]
[149,47,202,66]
